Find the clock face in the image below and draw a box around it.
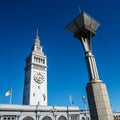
[34,72,44,84]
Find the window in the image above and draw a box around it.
[39,58,40,63]
[58,116,67,120]
[3,116,16,120]
[38,86,40,89]
[81,117,85,120]
[33,93,35,96]
[34,57,36,62]
[43,59,45,64]
[42,116,52,120]
[36,57,38,62]
[71,115,79,120]
[23,116,34,120]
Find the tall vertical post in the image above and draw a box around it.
[66,12,113,120]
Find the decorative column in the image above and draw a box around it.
[66,12,113,120]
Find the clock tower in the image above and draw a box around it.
[23,30,47,105]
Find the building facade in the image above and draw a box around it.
[0,104,120,120]
[0,104,89,120]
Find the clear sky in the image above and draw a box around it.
[0,0,120,111]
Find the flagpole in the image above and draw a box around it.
[70,101,72,106]
[9,88,12,104]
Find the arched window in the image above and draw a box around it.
[39,58,40,63]
[58,116,67,120]
[34,56,37,62]
[81,117,85,120]
[43,59,45,64]
[42,116,52,120]
[3,116,16,120]
[36,57,38,62]
[23,116,34,120]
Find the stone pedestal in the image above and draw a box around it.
[86,80,113,120]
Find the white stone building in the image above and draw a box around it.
[0,104,120,120]
[0,104,91,120]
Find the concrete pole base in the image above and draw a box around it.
[86,80,113,120]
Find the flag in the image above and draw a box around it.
[69,95,74,105]
[69,95,72,102]
[5,88,12,96]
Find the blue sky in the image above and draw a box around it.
[0,0,120,111]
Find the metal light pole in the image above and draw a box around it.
[80,96,87,120]
[66,12,113,120]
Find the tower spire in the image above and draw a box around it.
[34,28,40,45]
[36,28,39,39]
